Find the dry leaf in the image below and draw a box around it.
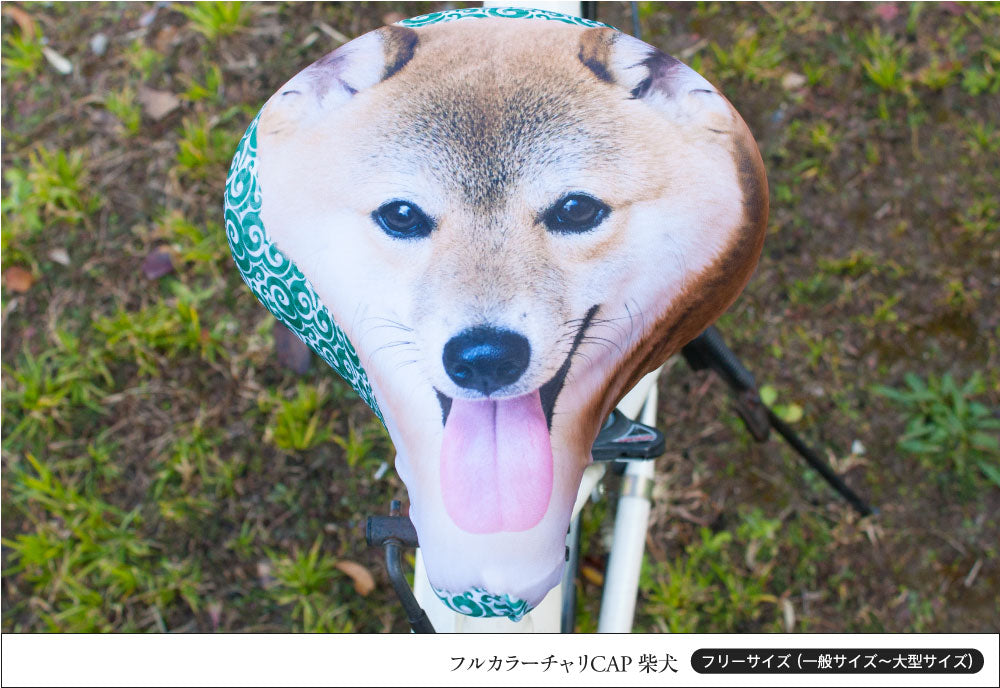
[138,87,180,121]
[274,323,312,374]
[153,25,179,53]
[300,31,319,49]
[141,248,174,279]
[335,560,376,596]
[139,6,159,27]
[4,266,34,293]
[2,4,36,38]
[781,72,807,91]
[782,598,796,632]
[42,46,73,75]
[580,562,604,586]
[90,33,109,56]
[48,248,71,265]
[317,22,350,46]
[875,3,900,22]
[256,561,276,588]
[207,600,223,630]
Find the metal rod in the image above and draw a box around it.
[765,408,876,517]
[630,1,642,41]
[560,512,582,632]
[597,384,659,632]
[684,326,875,517]
[381,500,434,633]
[384,539,435,633]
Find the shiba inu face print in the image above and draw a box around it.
[225,7,767,620]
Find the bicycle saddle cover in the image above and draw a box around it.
[225,7,767,621]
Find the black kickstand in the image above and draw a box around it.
[681,326,877,517]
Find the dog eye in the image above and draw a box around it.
[543,193,610,233]
[372,200,433,239]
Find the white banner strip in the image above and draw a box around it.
[2,633,998,687]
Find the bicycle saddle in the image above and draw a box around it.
[225,7,767,621]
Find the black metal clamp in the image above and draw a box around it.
[366,500,434,633]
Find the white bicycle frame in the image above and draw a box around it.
[407,0,666,634]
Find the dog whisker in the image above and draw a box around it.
[565,312,634,326]
[369,337,418,363]
[364,323,417,334]
[580,334,623,355]
[372,339,416,351]
[359,315,415,332]
[624,300,645,347]
[582,322,627,345]
[358,313,415,349]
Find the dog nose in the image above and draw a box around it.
[442,326,531,396]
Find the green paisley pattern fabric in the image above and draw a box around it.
[223,114,383,420]
[434,586,532,622]
[398,6,614,30]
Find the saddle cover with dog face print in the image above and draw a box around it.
[224,7,767,621]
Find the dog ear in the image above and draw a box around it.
[578,28,732,133]
[260,26,418,135]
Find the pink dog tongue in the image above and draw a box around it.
[440,391,553,534]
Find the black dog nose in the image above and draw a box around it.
[442,326,531,396]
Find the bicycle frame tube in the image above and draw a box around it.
[597,367,663,632]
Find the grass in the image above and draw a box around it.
[180,65,225,105]
[638,509,783,633]
[1,29,44,79]
[876,373,1000,495]
[957,196,998,239]
[708,26,786,85]
[151,416,238,503]
[175,1,252,41]
[155,210,230,275]
[962,120,1000,156]
[2,146,96,267]
[267,537,355,632]
[1,330,113,447]
[95,281,230,377]
[175,111,245,183]
[258,381,335,452]
[861,27,912,94]
[332,420,387,471]
[2,1,999,636]
[104,87,143,136]
[3,455,202,632]
[124,38,164,81]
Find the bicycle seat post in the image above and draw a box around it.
[597,370,661,632]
